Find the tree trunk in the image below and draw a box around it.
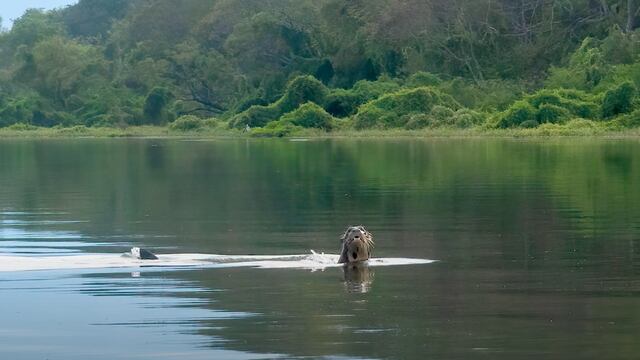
[627,0,638,32]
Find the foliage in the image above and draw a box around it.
[405,72,442,88]
[451,109,485,128]
[1,1,640,133]
[609,109,640,128]
[601,82,637,118]
[324,78,400,117]
[278,76,328,113]
[497,89,599,128]
[229,104,281,128]
[230,75,327,128]
[143,87,172,124]
[279,102,335,130]
[250,121,303,137]
[170,115,205,131]
[353,87,460,129]
[497,101,536,128]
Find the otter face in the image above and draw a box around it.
[338,225,374,264]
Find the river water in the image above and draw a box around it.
[1,138,639,359]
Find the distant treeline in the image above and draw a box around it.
[1,0,640,134]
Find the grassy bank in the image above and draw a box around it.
[1,123,639,139]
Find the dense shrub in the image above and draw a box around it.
[536,104,570,124]
[143,87,172,124]
[57,125,90,134]
[405,71,441,87]
[278,75,328,113]
[451,109,485,128]
[526,89,599,119]
[230,75,327,128]
[519,119,540,128]
[429,105,455,124]
[280,102,334,130]
[353,87,460,129]
[351,79,401,99]
[545,38,608,90]
[6,123,38,131]
[229,103,280,128]
[324,79,401,117]
[608,109,640,128]
[602,81,636,118]
[438,79,525,111]
[324,89,362,117]
[170,115,205,131]
[250,121,302,137]
[497,88,599,128]
[0,93,48,127]
[402,107,484,129]
[497,101,535,128]
[404,114,431,129]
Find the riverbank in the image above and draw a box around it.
[0,123,639,139]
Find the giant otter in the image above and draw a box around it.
[338,225,374,264]
[127,247,158,260]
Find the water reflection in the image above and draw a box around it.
[1,138,640,359]
[342,263,374,293]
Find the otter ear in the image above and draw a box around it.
[339,228,348,243]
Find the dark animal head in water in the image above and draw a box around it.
[131,247,158,260]
[338,225,374,263]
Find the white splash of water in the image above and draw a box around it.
[0,250,435,272]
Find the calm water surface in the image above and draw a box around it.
[1,138,639,359]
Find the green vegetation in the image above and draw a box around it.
[1,1,640,136]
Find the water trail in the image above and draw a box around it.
[0,251,435,272]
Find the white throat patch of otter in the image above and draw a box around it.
[338,225,374,264]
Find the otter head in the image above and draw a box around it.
[338,225,374,264]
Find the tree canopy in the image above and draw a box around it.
[1,0,640,132]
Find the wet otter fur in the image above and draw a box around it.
[129,247,158,260]
[338,225,374,264]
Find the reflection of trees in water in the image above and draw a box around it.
[2,139,640,358]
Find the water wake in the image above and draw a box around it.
[0,250,435,272]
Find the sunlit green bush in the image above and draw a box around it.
[6,123,38,131]
[278,75,328,113]
[170,115,205,131]
[229,103,280,128]
[497,88,599,128]
[0,93,47,127]
[451,109,485,128]
[404,114,431,129]
[405,71,441,88]
[608,109,640,128]
[429,105,455,124]
[526,89,598,119]
[353,87,460,129]
[280,102,334,130]
[497,101,535,128]
[545,37,607,90]
[324,79,401,117]
[250,121,302,137]
[230,75,327,128]
[57,125,90,134]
